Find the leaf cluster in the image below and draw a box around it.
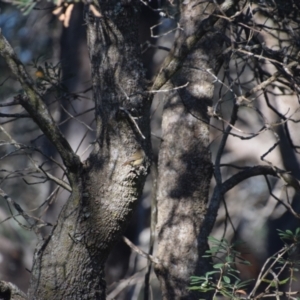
[190,229,300,299]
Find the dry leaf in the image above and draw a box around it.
[90,4,102,17]
[59,13,65,21]
[235,290,247,295]
[53,6,63,15]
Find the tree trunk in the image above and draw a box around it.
[27,2,151,299]
[0,0,234,299]
[154,1,226,299]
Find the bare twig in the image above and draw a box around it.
[119,107,146,140]
[0,188,51,232]
[0,125,72,192]
[0,31,80,178]
[149,81,189,94]
[122,236,160,265]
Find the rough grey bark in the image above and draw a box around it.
[0,281,27,300]
[3,0,300,299]
[0,0,241,299]
[153,1,228,299]
[28,3,151,300]
[1,1,151,299]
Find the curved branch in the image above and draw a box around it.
[200,165,278,243]
[221,165,278,194]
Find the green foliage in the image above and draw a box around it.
[12,0,36,15]
[189,229,300,299]
[278,227,300,244]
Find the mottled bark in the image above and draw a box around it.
[0,0,237,299]
[26,1,151,299]
[0,281,27,300]
[154,1,227,299]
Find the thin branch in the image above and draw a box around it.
[0,112,29,118]
[0,99,21,107]
[0,31,81,179]
[220,165,278,195]
[141,41,171,54]
[0,188,51,232]
[60,104,95,132]
[249,245,292,298]
[58,107,94,126]
[151,2,235,92]
[122,236,160,265]
[236,63,297,104]
[149,81,189,94]
[0,125,72,192]
[119,107,146,140]
[107,268,146,300]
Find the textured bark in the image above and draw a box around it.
[0,281,27,300]
[27,1,151,299]
[1,0,234,299]
[154,1,226,299]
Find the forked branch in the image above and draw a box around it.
[0,31,81,184]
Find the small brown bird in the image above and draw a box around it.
[122,148,145,166]
[35,66,46,80]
